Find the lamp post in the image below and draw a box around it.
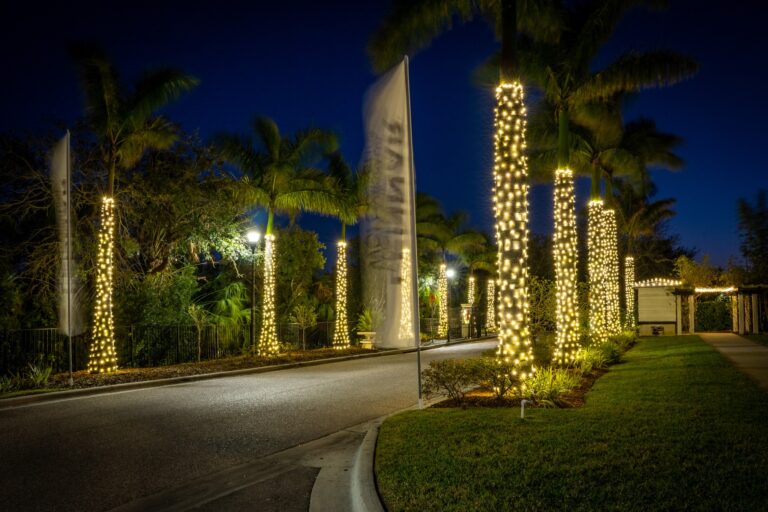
[246,229,261,353]
[446,268,456,342]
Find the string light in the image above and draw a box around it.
[635,277,682,287]
[624,255,636,330]
[467,276,475,306]
[332,241,350,349]
[258,234,280,356]
[603,208,622,335]
[695,286,736,293]
[492,82,533,383]
[398,248,414,342]
[587,199,607,344]
[437,263,448,338]
[553,169,579,365]
[89,196,118,373]
[486,279,496,332]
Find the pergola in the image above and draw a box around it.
[633,279,765,335]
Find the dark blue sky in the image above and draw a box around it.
[2,1,766,267]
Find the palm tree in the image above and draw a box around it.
[71,45,198,373]
[457,241,497,333]
[518,1,696,351]
[415,193,485,338]
[326,152,369,348]
[216,117,337,356]
[568,115,684,334]
[613,178,677,327]
[370,0,561,377]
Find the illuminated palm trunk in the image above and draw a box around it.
[258,234,280,356]
[485,279,496,332]
[88,196,118,373]
[587,199,607,344]
[603,208,622,335]
[493,82,533,379]
[553,169,579,365]
[437,263,448,338]
[332,241,350,349]
[624,255,636,329]
[398,248,414,342]
[467,276,475,305]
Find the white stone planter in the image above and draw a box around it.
[357,331,376,349]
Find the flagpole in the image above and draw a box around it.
[404,56,423,409]
[66,130,74,387]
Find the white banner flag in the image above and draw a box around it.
[52,131,84,337]
[361,58,420,349]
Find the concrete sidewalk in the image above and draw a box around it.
[698,333,768,391]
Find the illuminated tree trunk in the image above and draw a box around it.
[493,81,533,379]
[553,169,579,365]
[588,199,607,344]
[88,196,118,373]
[332,241,350,349]
[398,248,414,342]
[624,255,636,329]
[437,263,448,338]
[258,233,280,356]
[467,276,475,305]
[486,279,496,332]
[603,208,622,334]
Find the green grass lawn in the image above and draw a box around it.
[376,336,768,511]
[746,334,768,347]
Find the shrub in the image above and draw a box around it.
[576,347,609,373]
[523,367,582,407]
[422,359,477,401]
[600,341,622,365]
[608,332,637,351]
[26,362,52,388]
[356,307,379,332]
[696,298,732,331]
[473,358,519,399]
[0,374,18,393]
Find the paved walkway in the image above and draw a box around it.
[698,333,768,391]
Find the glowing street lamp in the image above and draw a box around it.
[446,268,456,342]
[246,229,261,353]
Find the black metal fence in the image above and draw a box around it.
[0,321,355,375]
[0,313,496,375]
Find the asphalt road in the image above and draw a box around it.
[0,339,495,511]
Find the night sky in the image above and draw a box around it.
[2,1,766,267]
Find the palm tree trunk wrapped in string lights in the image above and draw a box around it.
[493,81,533,380]
[258,234,280,356]
[486,279,496,332]
[602,207,622,335]
[587,199,607,344]
[332,241,350,348]
[553,169,579,365]
[624,255,636,329]
[437,263,448,338]
[88,196,118,373]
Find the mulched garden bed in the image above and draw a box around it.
[431,368,609,409]
[15,347,378,393]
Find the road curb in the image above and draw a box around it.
[0,336,496,409]
[347,391,458,512]
[351,421,386,512]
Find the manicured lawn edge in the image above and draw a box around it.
[375,335,768,511]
